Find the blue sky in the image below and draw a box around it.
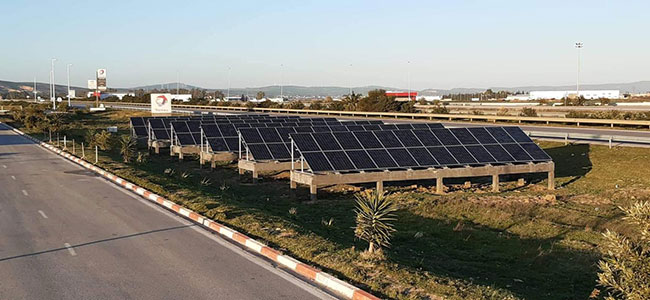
[1,0,648,90]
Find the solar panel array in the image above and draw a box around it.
[289,126,551,173]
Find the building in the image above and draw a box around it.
[417,95,442,102]
[529,90,620,100]
[93,92,134,100]
[505,94,531,101]
[386,91,417,101]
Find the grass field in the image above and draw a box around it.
[7,107,650,299]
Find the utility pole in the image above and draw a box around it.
[33,77,37,102]
[407,61,412,101]
[227,67,231,100]
[348,64,352,96]
[176,71,180,95]
[280,64,284,99]
[51,58,57,109]
[67,63,72,107]
[575,42,583,99]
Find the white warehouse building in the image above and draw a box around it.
[529,90,620,100]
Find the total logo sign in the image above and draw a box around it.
[150,93,172,114]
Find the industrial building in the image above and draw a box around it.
[529,90,620,100]
[386,91,418,101]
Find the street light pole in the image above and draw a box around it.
[227,67,231,100]
[407,61,411,101]
[67,63,72,107]
[280,64,284,99]
[33,77,37,102]
[575,42,583,98]
[348,64,352,96]
[51,58,57,110]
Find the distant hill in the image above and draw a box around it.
[2,79,649,98]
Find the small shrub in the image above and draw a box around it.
[200,177,212,187]
[429,105,449,114]
[119,135,136,163]
[597,201,650,299]
[519,107,538,117]
[496,107,510,116]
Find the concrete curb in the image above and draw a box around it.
[3,123,379,300]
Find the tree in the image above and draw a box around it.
[354,190,398,253]
[119,135,136,163]
[519,107,538,117]
[357,89,400,112]
[256,91,265,100]
[597,201,650,299]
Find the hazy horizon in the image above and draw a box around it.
[2,0,649,90]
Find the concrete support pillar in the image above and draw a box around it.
[290,180,297,189]
[517,178,526,187]
[436,177,444,194]
[492,174,500,192]
[252,171,258,183]
[309,185,317,201]
[154,144,160,154]
[179,151,184,160]
[238,168,244,175]
[376,181,383,194]
[547,171,555,190]
[211,159,216,169]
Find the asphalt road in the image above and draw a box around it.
[0,124,332,300]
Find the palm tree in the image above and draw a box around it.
[354,190,398,253]
[119,135,136,163]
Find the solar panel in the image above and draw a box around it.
[290,126,551,173]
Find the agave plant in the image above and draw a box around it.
[354,190,398,253]
[119,135,136,163]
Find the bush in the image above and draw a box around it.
[597,202,650,299]
[354,190,398,253]
[429,105,449,114]
[286,101,305,110]
[119,135,136,163]
[496,107,510,116]
[87,130,112,151]
[519,107,538,117]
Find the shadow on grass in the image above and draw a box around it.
[544,144,592,187]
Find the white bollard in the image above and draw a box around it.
[82,143,85,158]
[95,146,98,164]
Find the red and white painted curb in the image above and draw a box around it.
[4,123,379,300]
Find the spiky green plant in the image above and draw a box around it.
[354,190,398,253]
[119,135,136,163]
[597,201,650,299]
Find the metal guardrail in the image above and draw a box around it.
[83,101,650,129]
[525,130,650,148]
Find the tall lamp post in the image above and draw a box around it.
[407,61,412,101]
[51,58,57,110]
[226,67,231,100]
[280,64,284,99]
[66,63,73,107]
[575,42,583,98]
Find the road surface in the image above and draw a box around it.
[0,124,332,299]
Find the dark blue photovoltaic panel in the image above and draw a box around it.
[176,133,195,145]
[483,144,514,162]
[208,138,228,152]
[303,152,333,171]
[153,129,169,140]
[388,148,418,168]
[224,137,240,151]
[268,143,291,159]
[363,125,381,131]
[248,144,272,160]
[333,132,362,150]
[345,125,364,131]
[408,147,438,166]
[465,145,496,163]
[219,125,238,137]
[504,127,533,143]
[324,151,355,170]
[259,128,282,143]
[367,149,397,168]
[134,127,147,136]
[373,131,402,148]
[410,123,429,129]
[292,134,320,151]
[239,128,264,144]
[501,143,532,161]
[346,150,377,169]
[379,124,398,131]
[313,133,341,151]
[446,146,477,164]
[131,117,145,126]
[450,128,479,145]
[468,127,497,144]
[413,130,441,146]
[427,147,458,165]
[353,131,383,148]
[393,130,422,147]
[486,127,514,143]
[431,129,461,146]
[520,143,551,161]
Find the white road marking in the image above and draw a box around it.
[22,190,29,196]
[38,210,48,219]
[64,243,77,256]
[11,175,16,180]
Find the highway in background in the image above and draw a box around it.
[86,101,650,148]
[0,123,332,300]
